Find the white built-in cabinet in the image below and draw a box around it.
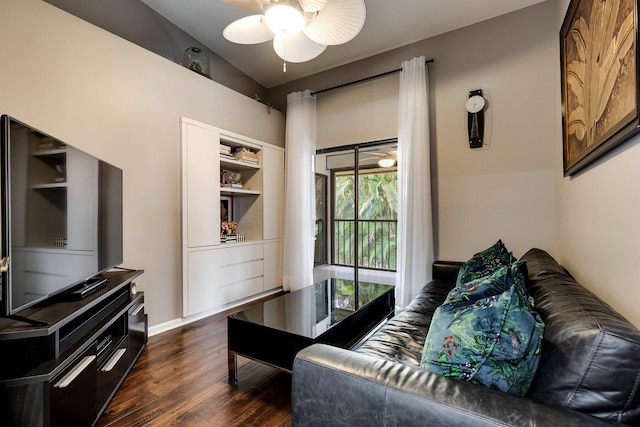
[180,117,285,317]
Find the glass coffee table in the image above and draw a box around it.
[227,279,394,382]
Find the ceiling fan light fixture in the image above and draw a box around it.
[303,0,366,45]
[378,157,396,168]
[223,15,275,44]
[264,3,305,36]
[273,32,326,63]
[222,0,365,70]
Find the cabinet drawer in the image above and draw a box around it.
[220,244,263,263]
[220,259,263,286]
[220,277,263,304]
[50,344,98,427]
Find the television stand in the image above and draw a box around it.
[0,269,146,427]
[5,313,49,327]
[66,276,109,300]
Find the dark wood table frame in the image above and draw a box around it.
[227,282,394,382]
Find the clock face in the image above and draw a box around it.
[466,95,485,113]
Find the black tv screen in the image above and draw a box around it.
[0,115,123,316]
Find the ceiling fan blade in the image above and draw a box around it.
[297,0,328,12]
[223,15,275,44]
[221,0,262,12]
[303,0,366,45]
[273,32,326,63]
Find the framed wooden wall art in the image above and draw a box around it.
[561,0,640,176]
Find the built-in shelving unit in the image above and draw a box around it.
[180,118,285,317]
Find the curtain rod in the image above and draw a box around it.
[311,58,434,96]
[315,137,398,155]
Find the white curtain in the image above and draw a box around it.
[396,56,434,310]
[282,89,317,292]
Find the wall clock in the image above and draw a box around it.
[466,89,486,149]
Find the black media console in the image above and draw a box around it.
[0,268,146,426]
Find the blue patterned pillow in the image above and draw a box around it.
[421,266,544,396]
[456,240,516,286]
[448,260,531,307]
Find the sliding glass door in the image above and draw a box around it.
[315,140,398,275]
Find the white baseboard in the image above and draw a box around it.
[147,287,283,337]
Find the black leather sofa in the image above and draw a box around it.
[292,248,640,426]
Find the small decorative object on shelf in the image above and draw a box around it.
[54,164,66,182]
[221,169,243,188]
[221,233,245,243]
[38,137,64,151]
[220,143,233,160]
[182,47,210,78]
[221,221,237,235]
[233,147,259,165]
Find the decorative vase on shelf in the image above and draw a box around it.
[182,47,210,78]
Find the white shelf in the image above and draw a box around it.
[33,182,67,189]
[34,148,66,156]
[221,187,260,196]
[220,158,260,170]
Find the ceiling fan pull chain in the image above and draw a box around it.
[283,37,287,72]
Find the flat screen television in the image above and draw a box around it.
[0,115,123,318]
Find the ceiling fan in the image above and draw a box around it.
[222,0,366,70]
[360,148,398,167]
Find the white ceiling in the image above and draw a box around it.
[141,0,547,88]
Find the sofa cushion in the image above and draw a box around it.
[456,239,516,286]
[356,278,454,366]
[523,248,640,425]
[421,265,544,396]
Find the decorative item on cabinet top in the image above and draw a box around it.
[182,47,211,78]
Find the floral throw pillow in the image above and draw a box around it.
[456,239,516,286]
[448,260,530,307]
[421,265,544,396]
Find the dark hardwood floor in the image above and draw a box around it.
[98,297,292,427]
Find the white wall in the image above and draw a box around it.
[312,2,558,260]
[555,0,640,327]
[315,0,640,329]
[0,0,285,328]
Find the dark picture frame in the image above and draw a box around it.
[560,0,640,176]
[220,195,233,222]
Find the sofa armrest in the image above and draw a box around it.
[432,260,463,283]
[292,344,616,427]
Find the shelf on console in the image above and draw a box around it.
[33,148,67,157]
[32,182,67,189]
[220,158,260,171]
[220,187,260,196]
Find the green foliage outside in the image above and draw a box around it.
[335,279,392,310]
[334,169,398,270]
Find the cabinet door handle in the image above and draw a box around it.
[0,257,9,273]
[131,303,145,316]
[102,348,127,372]
[54,355,96,388]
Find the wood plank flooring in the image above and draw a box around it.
[98,296,292,427]
[98,268,394,426]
